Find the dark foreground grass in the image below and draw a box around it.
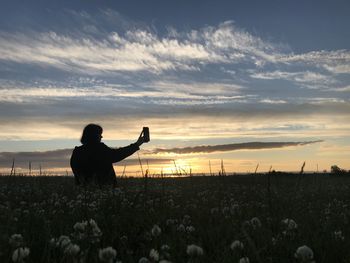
[0,174,350,263]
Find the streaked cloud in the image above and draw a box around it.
[0,148,172,169]
[151,140,323,154]
[279,50,350,74]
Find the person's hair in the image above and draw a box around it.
[80,124,103,145]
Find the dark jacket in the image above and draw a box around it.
[70,142,139,185]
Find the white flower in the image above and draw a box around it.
[73,221,88,232]
[282,218,298,230]
[250,217,261,228]
[166,219,175,226]
[176,224,185,232]
[294,245,314,262]
[99,247,117,263]
[230,240,244,250]
[161,244,170,251]
[186,244,203,257]
[149,249,159,261]
[57,235,71,249]
[334,230,345,241]
[151,224,162,237]
[64,243,80,256]
[138,257,150,263]
[9,234,23,247]
[12,247,30,262]
[89,219,102,237]
[239,257,250,263]
[186,226,195,233]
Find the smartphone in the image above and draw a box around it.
[143,127,150,142]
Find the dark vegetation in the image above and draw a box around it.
[1,173,350,262]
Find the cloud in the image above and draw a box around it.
[279,50,350,74]
[0,78,245,104]
[0,19,283,75]
[250,70,337,88]
[0,148,172,169]
[151,140,323,154]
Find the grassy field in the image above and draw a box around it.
[1,174,350,263]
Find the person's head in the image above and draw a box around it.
[81,124,103,145]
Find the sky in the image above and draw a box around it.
[0,0,349,175]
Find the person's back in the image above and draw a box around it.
[70,124,146,186]
[71,142,117,185]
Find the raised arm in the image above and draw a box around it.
[107,129,147,163]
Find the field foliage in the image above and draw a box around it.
[1,174,350,262]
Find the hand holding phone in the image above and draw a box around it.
[136,127,150,146]
[143,127,150,142]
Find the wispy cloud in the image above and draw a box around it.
[151,140,323,154]
[279,50,350,74]
[0,18,282,75]
[250,70,337,88]
[0,148,172,169]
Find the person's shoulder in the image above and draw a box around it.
[73,145,83,150]
[72,145,86,153]
[99,142,111,149]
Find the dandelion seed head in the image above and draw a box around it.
[99,246,117,263]
[12,247,30,262]
[294,245,314,262]
[250,217,262,228]
[186,244,203,257]
[9,234,23,248]
[239,257,250,263]
[57,235,71,249]
[282,218,298,230]
[149,248,159,261]
[138,257,150,263]
[230,240,244,250]
[151,224,162,237]
[64,243,80,256]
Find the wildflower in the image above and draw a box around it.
[151,224,162,237]
[176,224,185,232]
[282,218,298,230]
[161,244,170,251]
[239,257,250,263]
[149,249,159,261]
[64,243,80,256]
[9,234,23,248]
[250,217,262,229]
[57,235,71,249]
[73,221,88,232]
[12,247,30,263]
[49,238,57,248]
[271,237,277,246]
[166,219,176,226]
[231,203,240,214]
[334,230,345,241]
[186,244,203,257]
[138,257,150,263]
[99,247,117,263]
[294,245,314,262]
[230,240,244,250]
[222,206,230,215]
[89,219,102,238]
[186,226,195,233]
[120,235,128,244]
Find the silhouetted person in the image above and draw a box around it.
[70,124,146,186]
